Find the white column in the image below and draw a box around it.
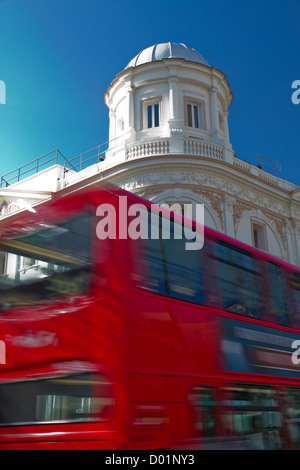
[168,78,178,121]
[109,109,116,143]
[209,87,219,133]
[168,76,182,144]
[224,110,230,142]
[128,86,135,130]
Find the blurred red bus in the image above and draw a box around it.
[0,183,299,449]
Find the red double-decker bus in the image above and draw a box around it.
[0,183,299,450]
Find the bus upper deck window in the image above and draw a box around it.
[0,213,92,311]
[216,242,261,319]
[292,273,300,319]
[163,219,204,304]
[268,263,289,326]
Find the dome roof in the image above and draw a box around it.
[125,42,210,68]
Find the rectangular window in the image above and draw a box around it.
[0,252,6,276]
[224,385,282,450]
[187,102,203,129]
[287,388,300,449]
[216,241,261,318]
[193,105,199,128]
[286,272,300,327]
[190,384,284,449]
[268,262,289,326]
[134,212,167,295]
[154,103,159,127]
[147,103,159,128]
[190,386,217,438]
[292,273,300,316]
[163,219,204,303]
[253,228,259,248]
[134,213,204,304]
[147,105,152,128]
[0,372,114,426]
[0,213,92,310]
[252,222,267,251]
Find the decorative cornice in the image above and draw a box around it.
[103,163,298,220]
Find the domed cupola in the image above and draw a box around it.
[125,42,211,68]
[105,42,233,162]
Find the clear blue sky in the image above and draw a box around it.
[0,0,299,185]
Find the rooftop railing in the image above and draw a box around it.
[256,153,282,178]
[0,137,120,189]
[63,141,109,174]
[0,149,76,188]
[0,136,287,190]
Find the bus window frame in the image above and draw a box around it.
[213,239,263,320]
[0,205,99,314]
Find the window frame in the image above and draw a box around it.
[0,212,93,310]
[267,261,290,326]
[0,251,7,276]
[184,96,206,130]
[0,371,114,427]
[251,220,268,252]
[214,240,262,319]
[140,96,162,130]
[133,211,204,304]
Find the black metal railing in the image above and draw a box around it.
[257,154,282,178]
[0,135,123,188]
[0,149,77,188]
[63,141,109,173]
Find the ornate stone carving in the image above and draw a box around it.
[265,213,286,249]
[233,201,251,228]
[0,201,21,218]
[193,189,224,230]
[222,194,236,212]
[232,200,286,249]
[0,201,8,217]
[116,170,289,219]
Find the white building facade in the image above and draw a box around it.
[1,42,300,267]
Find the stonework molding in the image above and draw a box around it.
[115,168,291,218]
[113,167,290,217]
